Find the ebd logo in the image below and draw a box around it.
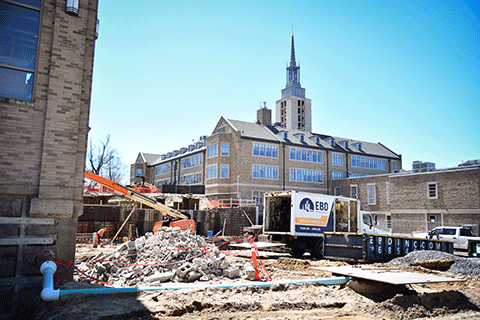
[299,198,330,212]
[299,198,315,212]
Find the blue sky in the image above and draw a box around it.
[89,0,479,172]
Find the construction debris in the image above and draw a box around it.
[74,227,249,287]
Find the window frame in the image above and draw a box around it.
[427,182,437,199]
[350,185,358,199]
[221,164,229,178]
[0,1,41,101]
[368,183,376,205]
[221,143,229,156]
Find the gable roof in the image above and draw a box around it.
[225,119,400,159]
[139,152,162,164]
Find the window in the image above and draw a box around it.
[290,148,322,163]
[155,178,170,186]
[289,168,322,182]
[221,165,229,178]
[428,182,437,198]
[217,126,226,133]
[350,185,357,199]
[130,170,134,178]
[136,169,142,177]
[206,165,217,179]
[332,153,342,165]
[334,187,341,196]
[430,215,436,223]
[352,156,386,170]
[253,143,278,158]
[386,183,391,204]
[221,143,229,156]
[156,163,171,175]
[332,172,343,180]
[180,173,202,185]
[253,165,278,179]
[0,1,41,100]
[368,184,376,205]
[181,154,203,169]
[207,144,218,158]
[252,191,265,204]
[387,216,392,228]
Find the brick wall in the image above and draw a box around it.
[0,1,98,318]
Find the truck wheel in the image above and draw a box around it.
[310,239,323,259]
[289,242,305,258]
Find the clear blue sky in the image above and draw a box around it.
[89,0,479,173]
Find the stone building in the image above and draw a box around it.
[131,34,402,201]
[331,165,480,235]
[0,1,98,318]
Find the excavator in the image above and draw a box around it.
[84,170,195,234]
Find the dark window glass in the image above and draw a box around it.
[0,67,33,99]
[11,0,41,8]
[0,2,40,70]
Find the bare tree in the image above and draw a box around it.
[86,135,127,183]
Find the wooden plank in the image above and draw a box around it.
[312,266,464,285]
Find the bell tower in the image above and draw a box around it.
[276,30,312,132]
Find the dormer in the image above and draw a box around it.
[180,147,187,154]
[167,152,173,158]
[173,150,180,157]
[188,144,195,152]
[309,136,322,144]
[294,133,305,142]
[278,131,288,140]
[352,142,362,151]
[161,154,167,160]
[195,141,204,149]
[339,141,349,149]
[325,137,336,147]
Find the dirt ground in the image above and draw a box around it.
[33,243,480,320]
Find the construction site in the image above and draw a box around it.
[29,175,480,319]
[1,1,480,320]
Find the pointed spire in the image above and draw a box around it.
[290,33,296,67]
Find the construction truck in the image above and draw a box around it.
[263,190,453,262]
[84,171,195,234]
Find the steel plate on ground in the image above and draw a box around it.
[312,266,464,285]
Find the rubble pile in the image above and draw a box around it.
[75,227,247,287]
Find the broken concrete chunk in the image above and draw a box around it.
[224,267,240,279]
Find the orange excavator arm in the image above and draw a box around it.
[84,170,188,220]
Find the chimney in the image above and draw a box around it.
[257,102,271,126]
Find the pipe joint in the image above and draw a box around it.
[41,287,60,302]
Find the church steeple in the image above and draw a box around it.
[282,32,305,98]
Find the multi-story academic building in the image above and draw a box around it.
[131,34,402,202]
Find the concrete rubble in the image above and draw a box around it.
[74,227,250,287]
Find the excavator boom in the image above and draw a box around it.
[84,171,188,220]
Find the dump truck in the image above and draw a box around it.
[263,190,453,262]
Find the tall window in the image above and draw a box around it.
[387,183,391,204]
[136,169,142,177]
[387,215,392,228]
[221,143,229,156]
[428,182,437,198]
[206,165,217,179]
[334,187,341,196]
[207,144,218,158]
[368,184,376,205]
[0,1,41,100]
[332,153,342,165]
[181,154,202,169]
[350,185,357,199]
[221,165,229,178]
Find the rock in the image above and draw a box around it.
[224,267,240,279]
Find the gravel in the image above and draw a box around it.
[388,250,480,276]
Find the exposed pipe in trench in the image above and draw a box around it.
[40,260,352,302]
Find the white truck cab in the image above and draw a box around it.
[360,211,384,234]
[427,226,480,250]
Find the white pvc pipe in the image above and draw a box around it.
[40,261,352,301]
[40,260,60,302]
